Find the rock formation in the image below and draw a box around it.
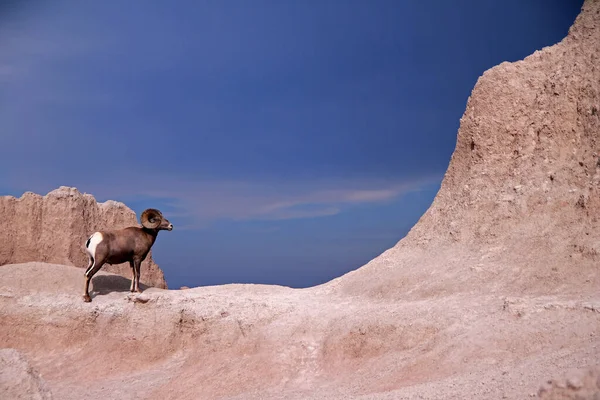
[0,186,167,289]
[332,0,600,300]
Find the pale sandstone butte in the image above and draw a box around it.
[330,0,600,300]
[0,186,168,289]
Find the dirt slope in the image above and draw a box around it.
[0,1,599,399]
[0,186,167,289]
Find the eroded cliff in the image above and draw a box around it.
[0,186,167,288]
[332,0,600,300]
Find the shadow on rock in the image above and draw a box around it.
[91,275,149,297]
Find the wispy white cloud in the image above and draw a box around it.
[3,169,441,229]
[0,1,446,230]
[10,171,438,228]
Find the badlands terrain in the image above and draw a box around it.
[2,1,600,399]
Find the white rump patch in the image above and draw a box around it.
[86,232,103,259]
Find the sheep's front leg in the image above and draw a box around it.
[133,259,143,293]
[129,260,136,292]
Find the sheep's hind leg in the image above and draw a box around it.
[83,256,95,302]
[83,258,105,302]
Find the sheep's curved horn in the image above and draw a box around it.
[141,208,163,229]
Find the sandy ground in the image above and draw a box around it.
[0,262,599,399]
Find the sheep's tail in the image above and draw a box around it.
[85,232,103,260]
[85,233,102,277]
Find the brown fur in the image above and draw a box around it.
[83,209,173,302]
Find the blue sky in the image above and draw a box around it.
[0,1,583,288]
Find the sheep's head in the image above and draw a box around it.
[141,208,173,231]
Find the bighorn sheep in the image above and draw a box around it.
[82,208,173,302]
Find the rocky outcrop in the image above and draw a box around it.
[0,186,167,289]
[410,0,600,247]
[332,0,600,300]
